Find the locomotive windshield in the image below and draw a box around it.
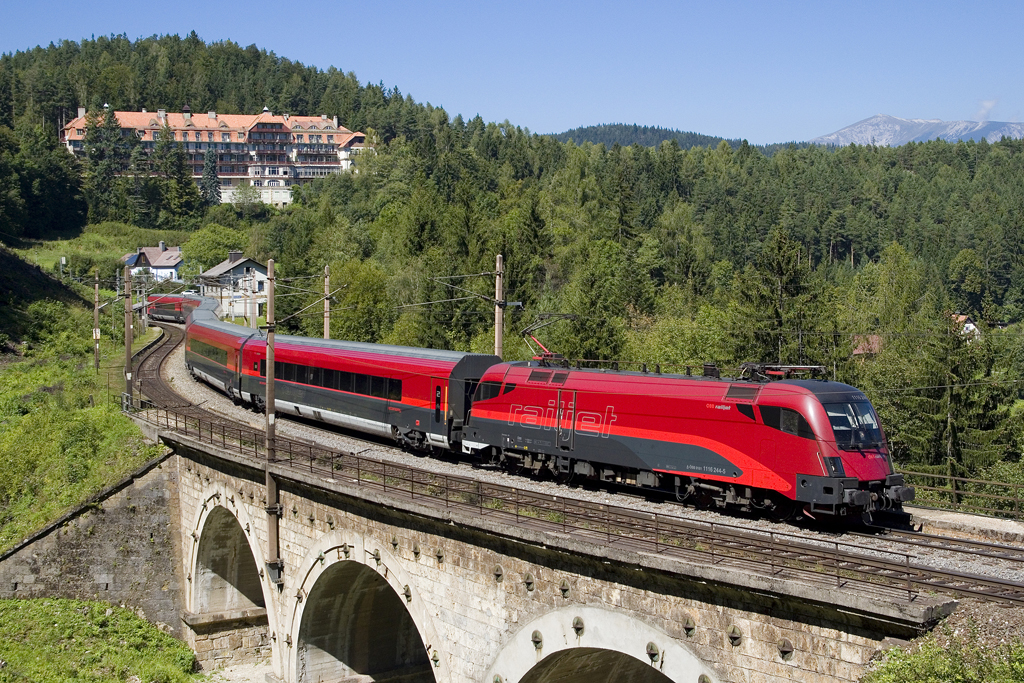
[824,401,884,449]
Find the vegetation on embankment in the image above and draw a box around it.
[0,598,195,683]
[863,600,1024,682]
[0,248,162,552]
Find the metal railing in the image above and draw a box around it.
[900,470,1024,520]
[123,402,949,602]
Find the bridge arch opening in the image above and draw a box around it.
[522,647,675,683]
[194,506,265,613]
[297,560,433,683]
[486,606,714,683]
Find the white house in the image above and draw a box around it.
[199,251,268,322]
[122,242,183,281]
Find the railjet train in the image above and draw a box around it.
[171,295,914,523]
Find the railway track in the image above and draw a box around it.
[130,322,1024,606]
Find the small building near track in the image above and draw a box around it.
[198,251,267,323]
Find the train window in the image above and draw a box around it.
[474,381,502,402]
[309,366,323,387]
[322,369,336,389]
[388,379,402,401]
[502,383,517,394]
[528,370,553,383]
[551,372,569,385]
[760,405,815,439]
[279,362,294,383]
[353,373,369,396]
[371,376,387,399]
[259,360,266,376]
[189,339,228,366]
[338,371,353,393]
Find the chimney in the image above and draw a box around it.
[334,116,338,128]
[157,109,166,121]
[228,250,243,264]
[159,241,166,252]
[142,108,147,113]
[182,104,191,121]
[208,111,217,119]
[321,114,328,121]
[77,107,86,119]
[283,113,289,121]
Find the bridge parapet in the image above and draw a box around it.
[155,411,954,683]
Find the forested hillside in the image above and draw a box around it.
[3,34,1024,475]
[552,124,736,150]
[551,124,813,157]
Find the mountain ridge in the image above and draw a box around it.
[811,114,1024,147]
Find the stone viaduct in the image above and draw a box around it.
[0,416,953,683]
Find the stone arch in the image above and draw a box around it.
[187,483,275,626]
[484,605,718,683]
[522,648,676,683]
[193,506,264,613]
[287,531,449,683]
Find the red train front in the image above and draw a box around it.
[462,360,914,522]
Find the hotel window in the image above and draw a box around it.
[76,128,84,135]
[253,181,263,187]
[295,134,303,142]
[327,135,333,143]
[208,132,214,141]
[268,180,280,186]
[153,131,160,140]
[222,133,230,142]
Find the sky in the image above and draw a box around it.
[3,0,1023,144]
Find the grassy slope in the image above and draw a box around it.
[0,244,88,347]
[0,243,165,551]
[0,599,195,683]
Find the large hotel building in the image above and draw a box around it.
[61,106,366,206]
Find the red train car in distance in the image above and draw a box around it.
[147,294,202,324]
[462,361,913,521]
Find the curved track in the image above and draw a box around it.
[132,322,1024,606]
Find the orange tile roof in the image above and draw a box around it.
[63,110,356,141]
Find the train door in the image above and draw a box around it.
[558,389,576,451]
[430,378,447,446]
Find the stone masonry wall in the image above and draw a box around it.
[0,454,185,637]
[174,445,932,683]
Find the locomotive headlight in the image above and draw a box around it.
[824,456,846,477]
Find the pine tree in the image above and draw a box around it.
[200,147,220,206]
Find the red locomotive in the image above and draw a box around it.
[183,301,913,522]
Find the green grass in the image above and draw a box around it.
[864,626,1024,683]
[14,222,190,276]
[0,598,196,683]
[0,296,163,552]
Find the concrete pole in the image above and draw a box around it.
[324,264,330,339]
[250,271,257,329]
[123,266,133,402]
[494,254,504,359]
[93,270,100,373]
[264,259,282,582]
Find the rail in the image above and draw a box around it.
[900,470,1024,520]
[123,400,1024,606]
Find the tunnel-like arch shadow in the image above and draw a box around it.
[297,561,433,683]
[194,506,265,613]
[522,648,675,683]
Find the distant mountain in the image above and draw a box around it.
[550,124,810,156]
[811,114,1024,147]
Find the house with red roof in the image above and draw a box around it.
[62,105,367,208]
